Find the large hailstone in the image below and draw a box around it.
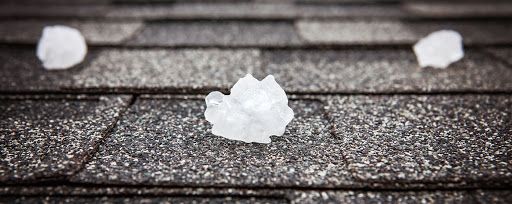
[204,74,294,144]
[36,25,87,70]
[413,30,464,69]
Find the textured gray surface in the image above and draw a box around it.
[486,47,512,66]
[0,3,405,19]
[326,95,512,188]
[128,21,301,46]
[262,49,512,93]
[107,3,405,19]
[404,2,512,18]
[72,96,354,187]
[0,47,100,92]
[290,190,474,204]
[0,20,142,44]
[68,49,262,92]
[297,20,512,45]
[0,47,67,92]
[1,186,511,204]
[0,196,287,204]
[0,95,131,183]
[1,0,512,203]
[475,190,512,204]
[6,47,510,93]
[0,5,108,18]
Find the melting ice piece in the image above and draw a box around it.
[413,30,464,69]
[36,25,87,70]
[204,74,294,144]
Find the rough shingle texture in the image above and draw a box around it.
[485,47,512,66]
[0,3,406,20]
[291,191,473,203]
[405,2,512,18]
[0,196,287,204]
[68,49,262,92]
[262,49,512,93]
[0,20,142,44]
[0,47,100,92]
[107,3,405,19]
[0,95,131,183]
[326,95,512,188]
[1,0,512,203]
[72,96,355,187]
[0,5,108,18]
[128,21,301,46]
[297,20,512,45]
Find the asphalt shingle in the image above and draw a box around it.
[404,2,512,18]
[67,49,262,92]
[128,21,301,46]
[0,196,287,204]
[262,49,512,93]
[291,191,473,204]
[297,20,512,45]
[0,47,96,92]
[0,20,142,44]
[2,186,510,204]
[485,47,512,66]
[326,95,512,188]
[1,0,512,202]
[107,3,405,19]
[72,96,354,187]
[0,3,405,20]
[475,190,512,204]
[0,5,108,18]
[0,95,131,183]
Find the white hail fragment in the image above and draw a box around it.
[204,74,294,144]
[413,30,464,69]
[37,25,87,70]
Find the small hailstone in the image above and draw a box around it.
[413,30,464,69]
[36,25,87,70]
[204,74,294,144]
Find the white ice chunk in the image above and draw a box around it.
[36,25,87,70]
[413,30,464,69]
[205,74,294,144]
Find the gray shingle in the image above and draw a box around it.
[291,191,474,204]
[485,47,512,66]
[0,3,405,20]
[475,190,512,204]
[262,49,512,93]
[3,186,509,204]
[405,2,512,18]
[0,47,95,92]
[106,3,404,19]
[4,47,511,94]
[0,95,131,183]
[0,196,287,204]
[72,96,355,187]
[128,21,301,46]
[1,185,508,204]
[0,0,110,4]
[326,95,512,188]
[0,20,143,44]
[297,20,512,45]
[0,5,108,18]
[107,3,298,19]
[67,49,262,92]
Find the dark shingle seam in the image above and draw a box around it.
[63,94,137,180]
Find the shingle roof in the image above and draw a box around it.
[0,0,511,203]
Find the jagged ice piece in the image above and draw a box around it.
[36,25,87,70]
[205,74,294,144]
[413,30,464,69]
